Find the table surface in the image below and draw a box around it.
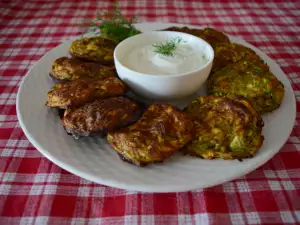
[1,0,300,224]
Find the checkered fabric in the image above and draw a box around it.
[1,0,300,224]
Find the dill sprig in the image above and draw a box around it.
[153,37,186,57]
[82,3,140,43]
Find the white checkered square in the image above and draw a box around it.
[178,214,193,225]
[17,140,30,148]
[24,3,36,9]
[140,215,154,225]
[46,173,60,183]
[2,173,16,182]
[264,170,276,178]
[295,211,300,222]
[29,185,44,195]
[276,170,289,178]
[0,148,14,157]
[281,17,294,24]
[35,11,48,17]
[124,215,138,225]
[20,217,34,225]
[21,27,36,34]
[195,213,209,224]
[246,212,261,224]
[223,182,236,193]
[276,59,289,67]
[78,2,90,7]
[273,9,285,16]
[41,4,53,9]
[91,186,105,197]
[220,17,233,23]
[0,184,11,195]
[34,174,47,183]
[280,211,295,223]
[78,186,91,197]
[268,180,282,190]
[281,181,296,190]
[0,115,7,121]
[291,10,300,16]
[49,18,63,25]
[71,218,87,225]
[44,185,58,195]
[28,19,42,25]
[255,10,267,15]
[284,2,296,8]
[59,2,72,7]
[234,9,247,15]
[230,213,245,225]
[236,181,251,192]
[34,217,49,225]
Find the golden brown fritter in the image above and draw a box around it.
[50,57,116,81]
[107,104,194,166]
[61,96,143,138]
[162,26,203,37]
[162,27,230,48]
[211,43,268,74]
[208,60,284,113]
[46,76,127,109]
[183,96,264,160]
[69,36,116,64]
[199,28,230,49]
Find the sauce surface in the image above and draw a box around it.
[122,43,208,75]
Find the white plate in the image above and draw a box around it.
[17,23,296,192]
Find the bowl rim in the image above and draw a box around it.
[113,31,215,78]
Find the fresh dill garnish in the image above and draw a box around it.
[153,37,187,57]
[81,2,140,43]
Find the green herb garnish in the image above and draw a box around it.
[153,37,187,57]
[82,3,140,43]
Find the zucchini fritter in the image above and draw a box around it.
[50,57,116,81]
[183,96,264,160]
[211,43,268,74]
[61,96,142,138]
[208,60,284,113]
[162,27,230,48]
[107,104,194,166]
[162,26,203,37]
[46,76,127,109]
[199,28,230,49]
[69,36,116,64]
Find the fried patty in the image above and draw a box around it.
[208,60,284,113]
[61,96,142,138]
[162,27,230,48]
[107,104,194,166]
[211,43,269,74]
[183,96,264,159]
[69,36,116,64]
[50,57,116,81]
[46,76,127,109]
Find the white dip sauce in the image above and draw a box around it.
[121,43,208,75]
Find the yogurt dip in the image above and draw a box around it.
[121,41,209,75]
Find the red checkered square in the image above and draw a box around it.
[50,195,77,217]
[17,158,42,174]
[1,195,28,217]
[204,190,229,213]
[153,193,178,215]
[251,191,280,211]
[102,196,126,217]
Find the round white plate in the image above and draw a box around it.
[17,23,296,192]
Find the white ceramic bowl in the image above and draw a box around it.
[114,31,214,100]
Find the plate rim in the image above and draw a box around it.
[16,22,297,192]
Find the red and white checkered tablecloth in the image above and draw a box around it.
[1,0,300,224]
